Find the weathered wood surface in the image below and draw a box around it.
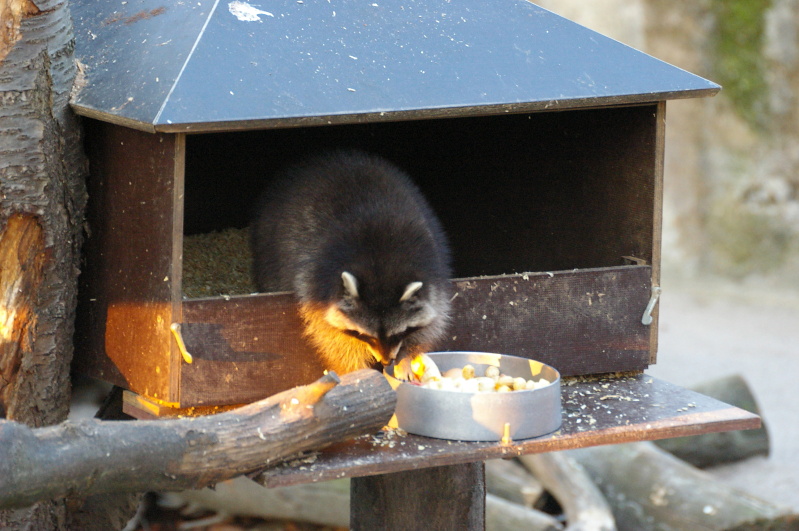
[180,265,653,407]
[259,374,760,487]
[569,442,794,531]
[75,121,185,402]
[0,370,394,510]
[351,462,486,531]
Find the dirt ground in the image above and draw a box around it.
[646,272,799,513]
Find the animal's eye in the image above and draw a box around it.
[397,326,422,339]
[343,329,376,344]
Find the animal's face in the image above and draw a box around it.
[323,271,447,365]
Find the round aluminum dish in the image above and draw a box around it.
[385,352,562,442]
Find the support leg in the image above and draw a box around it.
[350,462,485,531]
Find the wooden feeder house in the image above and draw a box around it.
[70,1,758,518]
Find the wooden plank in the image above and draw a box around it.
[351,463,485,531]
[258,374,761,488]
[447,266,652,375]
[179,292,323,406]
[649,100,667,364]
[179,265,652,407]
[73,121,183,402]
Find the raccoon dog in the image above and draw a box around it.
[251,150,452,374]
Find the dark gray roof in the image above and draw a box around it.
[70,0,719,133]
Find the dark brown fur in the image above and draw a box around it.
[251,151,452,374]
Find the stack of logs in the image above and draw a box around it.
[166,374,795,530]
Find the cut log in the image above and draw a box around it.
[519,452,615,531]
[175,476,351,528]
[485,458,545,509]
[568,442,794,531]
[654,374,769,468]
[0,369,395,509]
[486,493,563,531]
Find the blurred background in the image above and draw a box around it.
[537,0,799,512]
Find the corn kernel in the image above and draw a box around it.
[462,364,476,379]
[497,374,515,387]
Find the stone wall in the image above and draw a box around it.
[536,0,799,284]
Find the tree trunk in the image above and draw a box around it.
[1,0,88,527]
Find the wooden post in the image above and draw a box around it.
[350,462,486,531]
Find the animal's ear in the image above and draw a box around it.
[341,271,359,299]
[400,281,423,302]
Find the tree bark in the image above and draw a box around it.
[0,369,395,510]
[1,0,88,527]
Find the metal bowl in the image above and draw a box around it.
[384,352,562,442]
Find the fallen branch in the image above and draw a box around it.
[519,453,615,531]
[486,493,563,531]
[0,369,395,509]
[485,458,545,509]
[173,476,351,528]
[568,442,794,530]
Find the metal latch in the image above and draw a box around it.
[170,323,193,364]
[641,286,662,325]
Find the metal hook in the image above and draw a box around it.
[170,323,193,364]
[641,286,662,325]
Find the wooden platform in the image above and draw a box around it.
[258,373,760,488]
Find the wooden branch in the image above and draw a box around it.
[0,369,395,509]
[519,453,615,531]
[568,442,794,530]
[485,458,545,509]
[174,476,351,528]
[486,493,563,531]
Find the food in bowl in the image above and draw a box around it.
[394,353,552,393]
